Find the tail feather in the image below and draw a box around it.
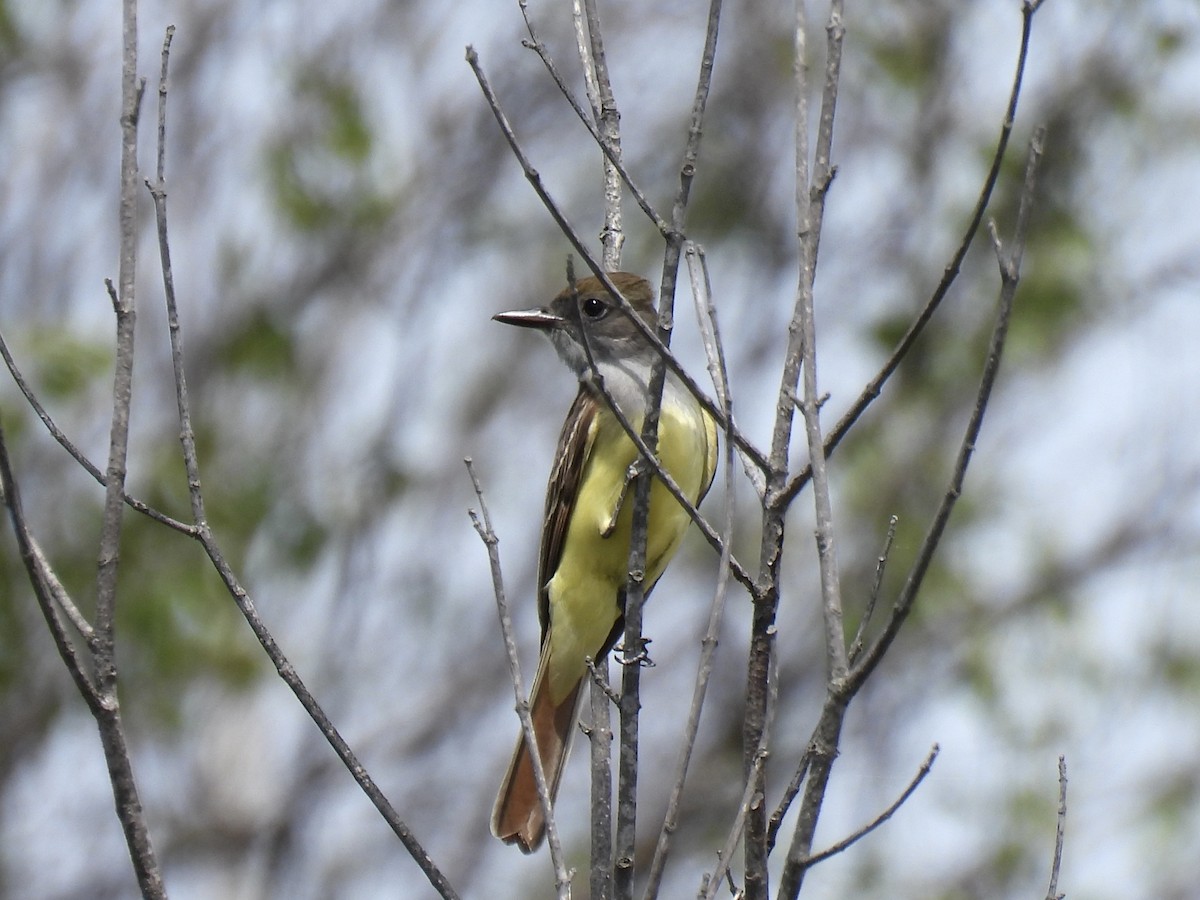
[491,646,583,853]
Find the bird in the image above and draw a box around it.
[490,272,718,852]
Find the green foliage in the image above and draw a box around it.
[213,309,297,379]
[0,2,19,58]
[117,516,263,702]
[267,71,395,234]
[23,328,112,401]
[866,24,945,92]
[1007,213,1090,361]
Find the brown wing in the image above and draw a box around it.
[536,387,599,643]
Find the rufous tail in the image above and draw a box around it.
[491,644,583,853]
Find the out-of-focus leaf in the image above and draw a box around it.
[24,329,111,400]
[214,310,297,379]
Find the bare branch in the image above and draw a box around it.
[849,126,1045,693]
[0,426,101,704]
[466,460,571,897]
[0,329,193,533]
[518,2,672,238]
[95,4,142,674]
[569,0,600,116]
[794,0,849,687]
[848,514,898,665]
[642,249,737,900]
[569,17,628,866]
[617,5,724,889]
[776,695,847,898]
[1045,754,1068,900]
[145,24,212,538]
[779,0,1046,507]
[588,658,615,900]
[578,0,624,269]
[137,28,458,895]
[700,748,768,900]
[801,744,939,867]
[195,519,460,895]
[615,398,655,898]
[745,1,848,892]
[78,4,169,894]
[766,747,812,853]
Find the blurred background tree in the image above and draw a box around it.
[0,1,1197,898]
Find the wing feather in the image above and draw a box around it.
[536,388,599,642]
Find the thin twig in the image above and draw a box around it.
[776,26,1043,900]
[1045,754,1068,900]
[85,3,167,895]
[466,460,571,897]
[29,533,98,645]
[775,129,1046,890]
[587,656,622,705]
[775,693,848,899]
[848,514,898,664]
[616,4,725,890]
[614,308,658,896]
[0,330,193,534]
[766,747,812,853]
[578,0,624,269]
[139,29,456,896]
[700,748,768,900]
[777,124,1044,900]
[800,744,939,867]
[795,0,849,687]
[519,1,671,238]
[570,0,600,118]
[848,126,1045,694]
[774,122,1044,893]
[575,1,625,889]
[195,524,460,896]
[146,25,207,535]
[642,248,736,900]
[588,657,615,900]
[745,1,848,893]
[0,426,101,705]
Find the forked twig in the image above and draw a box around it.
[776,125,1046,899]
[779,0,1046,507]
[141,27,457,898]
[743,3,847,893]
[801,744,939,868]
[848,126,1045,693]
[0,330,193,534]
[518,1,671,237]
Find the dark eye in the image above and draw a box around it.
[581,296,608,319]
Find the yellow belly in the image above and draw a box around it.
[544,398,714,702]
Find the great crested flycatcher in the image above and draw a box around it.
[490,272,718,853]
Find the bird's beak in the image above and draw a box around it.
[492,307,563,330]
